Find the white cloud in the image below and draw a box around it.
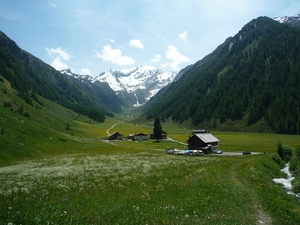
[96,45,135,66]
[46,47,71,70]
[164,45,190,71]
[51,57,68,70]
[151,54,161,62]
[129,39,144,49]
[178,31,188,40]
[80,68,91,76]
[46,47,71,61]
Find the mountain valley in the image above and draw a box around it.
[0,15,300,153]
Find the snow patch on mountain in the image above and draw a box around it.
[274,14,300,23]
[274,15,300,29]
[61,66,177,107]
[95,65,177,105]
[61,69,94,82]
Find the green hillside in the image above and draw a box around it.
[0,75,101,163]
[143,17,300,134]
[0,31,124,121]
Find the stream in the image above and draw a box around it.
[272,163,300,199]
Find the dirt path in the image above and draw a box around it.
[229,159,272,224]
[166,137,186,146]
[106,122,120,136]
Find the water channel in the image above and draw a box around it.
[272,163,300,200]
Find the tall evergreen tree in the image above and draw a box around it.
[153,117,162,142]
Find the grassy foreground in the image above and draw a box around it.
[0,120,300,224]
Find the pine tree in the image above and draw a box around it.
[153,117,162,142]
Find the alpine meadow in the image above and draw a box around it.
[0,14,300,225]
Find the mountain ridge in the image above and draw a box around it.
[96,65,177,106]
[142,16,300,134]
[274,14,300,29]
[61,69,125,113]
[0,30,117,121]
[63,65,178,107]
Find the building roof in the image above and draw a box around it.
[111,131,123,136]
[192,129,206,133]
[134,133,147,136]
[193,133,219,143]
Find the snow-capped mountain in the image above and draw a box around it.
[61,69,94,82]
[95,65,177,106]
[61,66,177,107]
[274,14,300,29]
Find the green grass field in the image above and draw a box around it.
[1,76,300,224]
[1,117,300,224]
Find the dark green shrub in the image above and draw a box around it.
[271,153,283,165]
[59,138,67,142]
[289,147,300,195]
[277,142,293,161]
[290,148,300,172]
[292,177,300,194]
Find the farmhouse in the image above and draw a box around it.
[187,131,219,154]
[150,130,168,139]
[109,132,123,140]
[128,133,148,141]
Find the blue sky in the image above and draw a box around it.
[0,0,299,77]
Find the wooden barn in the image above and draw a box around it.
[109,132,123,140]
[186,131,219,154]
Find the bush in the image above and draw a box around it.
[289,147,300,194]
[290,147,300,175]
[271,153,283,165]
[292,177,300,194]
[277,142,292,161]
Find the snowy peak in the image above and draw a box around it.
[274,14,300,29]
[61,66,178,107]
[95,65,177,106]
[61,69,94,82]
[96,65,176,92]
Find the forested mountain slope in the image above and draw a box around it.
[143,17,300,134]
[62,69,125,113]
[0,31,119,122]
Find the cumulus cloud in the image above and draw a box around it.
[46,47,71,61]
[129,39,144,49]
[164,45,190,71]
[151,54,162,62]
[80,68,91,76]
[50,57,68,71]
[46,47,71,70]
[178,31,188,40]
[96,45,135,66]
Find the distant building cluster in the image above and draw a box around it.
[108,129,220,155]
[108,130,168,141]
